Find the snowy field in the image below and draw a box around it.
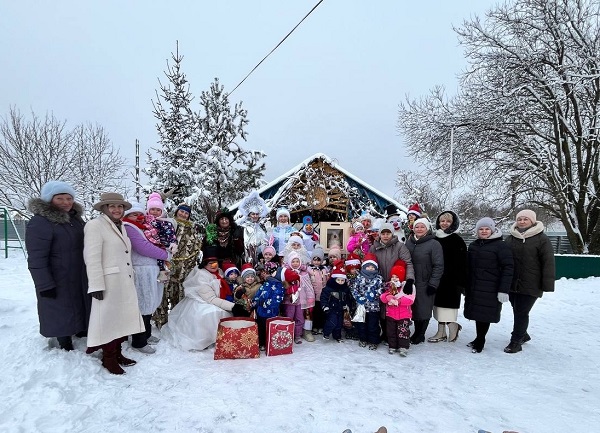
[0,253,598,433]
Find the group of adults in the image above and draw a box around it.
[25,180,555,376]
[26,182,202,375]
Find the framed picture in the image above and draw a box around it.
[319,222,351,254]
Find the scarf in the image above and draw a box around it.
[217,227,231,248]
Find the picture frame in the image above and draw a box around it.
[318,222,351,254]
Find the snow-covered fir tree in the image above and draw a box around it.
[145,41,199,208]
[189,78,265,225]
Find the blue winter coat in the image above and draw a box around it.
[254,277,285,318]
[352,271,383,313]
[25,199,90,337]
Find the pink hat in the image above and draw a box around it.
[516,209,537,224]
[147,192,164,211]
[262,245,276,256]
[328,246,342,258]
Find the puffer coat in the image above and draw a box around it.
[464,230,514,323]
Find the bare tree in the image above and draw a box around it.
[0,107,127,217]
[398,0,600,253]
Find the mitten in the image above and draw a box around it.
[403,279,414,295]
[234,288,247,299]
[40,288,57,298]
[231,303,246,316]
[497,292,509,303]
[426,285,436,296]
[90,291,104,300]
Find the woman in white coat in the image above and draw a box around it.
[162,246,244,351]
[84,193,145,375]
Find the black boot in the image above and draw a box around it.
[57,336,74,351]
[411,321,426,345]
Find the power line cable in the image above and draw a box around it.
[229,0,325,95]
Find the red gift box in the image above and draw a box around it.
[214,317,260,360]
[266,316,294,357]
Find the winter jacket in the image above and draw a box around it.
[405,233,444,320]
[254,276,286,318]
[271,224,294,255]
[320,278,350,312]
[380,286,415,320]
[352,271,384,313]
[26,199,90,337]
[308,265,329,300]
[434,211,467,309]
[505,222,555,297]
[84,215,145,347]
[124,222,170,315]
[347,233,370,256]
[464,230,514,323]
[370,236,415,281]
[281,265,315,308]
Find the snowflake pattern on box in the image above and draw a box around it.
[214,319,260,360]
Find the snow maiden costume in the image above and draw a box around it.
[238,191,269,265]
[270,207,294,256]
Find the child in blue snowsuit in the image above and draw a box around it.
[351,253,384,350]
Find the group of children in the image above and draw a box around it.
[221,230,416,356]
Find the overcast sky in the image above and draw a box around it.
[1,0,498,200]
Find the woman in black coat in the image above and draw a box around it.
[212,209,245,269]
[503,209,555,353]
[464,217,513,353]
[429,211,467,343]
[25,181,89,351]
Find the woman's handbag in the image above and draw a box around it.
[214,317,260,360]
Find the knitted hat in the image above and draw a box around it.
[275,267,299,284]
[175,203,192,218]
[302,215,313,226]
[353,221,364,231]
[262,245,276,257]
[287,251,301,267]
[359,211,373,222]
[516,209,537,224]
[407,203,422,218]
[345,253,362,271]
[146,192,164,211]
[241,263,256,278]
[413,218,432,232]
[123,201,146,217]
[276,207,290,220]
[288,235,303,246]
[390,264,406,281]
[379,222,394,233]
[475,217,496,231]
[312,246,325,261]
[331,260,347,279]
[40,180,76,202]
[362,253,378,269]
[222,261,239,277]
[327,246,341,259]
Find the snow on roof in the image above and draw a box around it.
[229,153,406,213]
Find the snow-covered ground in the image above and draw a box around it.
[0,253,598,433]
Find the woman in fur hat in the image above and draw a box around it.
[211,208,245,269]
[83,192,146,375]
[26,180,90,351]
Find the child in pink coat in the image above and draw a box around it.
[347,221,370,258]
[380,264,415,356]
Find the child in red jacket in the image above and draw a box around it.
[380,264,415,356]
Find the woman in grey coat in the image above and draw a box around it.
[25,180,90,351]
[404,218,444,344]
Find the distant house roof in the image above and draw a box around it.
[230,153,406,223]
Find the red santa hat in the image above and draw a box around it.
[344,253,362,271]
[407,203,422,218]
[362,253,378,269]
[241,263,256,278]
[331,260,347,279]
[222,261,239,277]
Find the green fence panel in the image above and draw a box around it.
[555,254,600,279]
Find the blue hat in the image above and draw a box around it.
[303,215,313,225]
[40,181,76,203]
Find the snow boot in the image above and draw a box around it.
[116,343,136,367]
[427,322,447,342]
[302,320,315,342]
[447,322,463,342]
[411,320,428,344]
[521,332,531,344]
[471,338,485,353]
[102,343,125,375]
[504,340,522,353]
[57,336,74,351]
